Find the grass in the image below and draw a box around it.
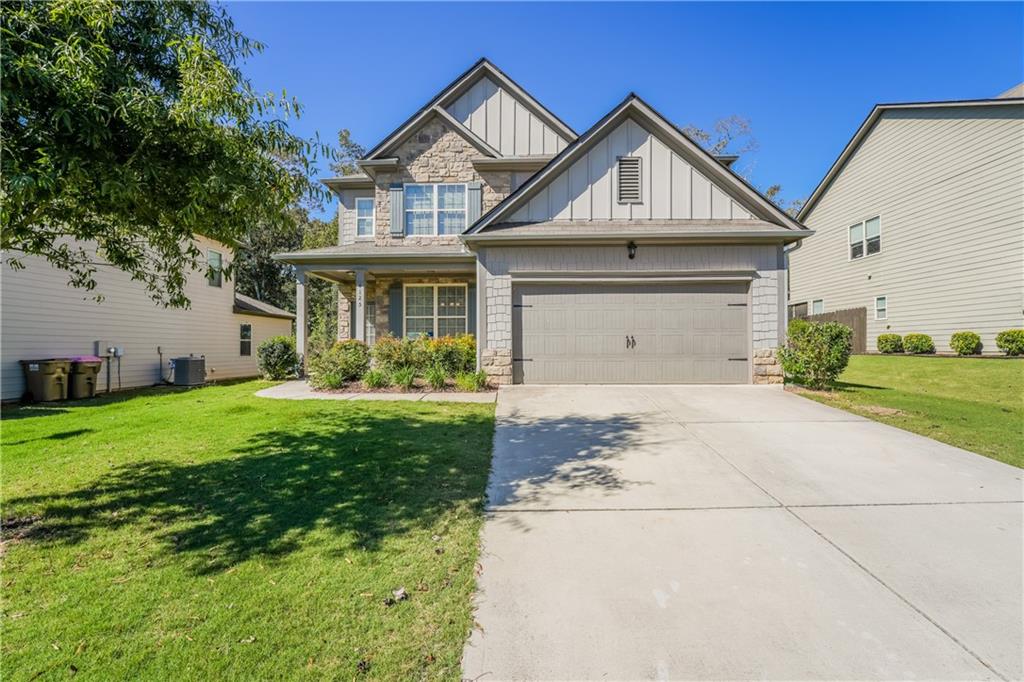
[791,355,1023,467]
[1,381,495,680]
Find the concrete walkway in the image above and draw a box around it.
[463,385,1023,681]
[254,380,496,403]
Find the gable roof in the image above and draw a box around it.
[799,96,1024,221]
[466,93,809,235]
[233,293,295,320]
[363,58,577,160]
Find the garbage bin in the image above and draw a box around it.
[20,359,72,402]
[69,355,104,399]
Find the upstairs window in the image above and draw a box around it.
[207,250,223,287]
[355,198,374,237]
[617,157,642,203]
[849,216,881,259]
[404,184,467,236]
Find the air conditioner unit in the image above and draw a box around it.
[172,356,206,386]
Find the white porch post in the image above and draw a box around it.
[295,269,309,373]
[354,269,366,342]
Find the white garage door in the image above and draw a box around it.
[512,282,750,384]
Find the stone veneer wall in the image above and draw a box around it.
[477,243,787,385]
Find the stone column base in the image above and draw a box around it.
[481,348,513,386]
[753,348,784,385]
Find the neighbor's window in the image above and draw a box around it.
[355,198,374,237]
[207,250,223,287]
[404,284,467,338]
[240,324,252,356]
[849,216,881,259]
[811,299,824,315]
[875,296,887,320]
[404,184,467,236]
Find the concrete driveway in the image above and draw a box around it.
[462,385,1023,681]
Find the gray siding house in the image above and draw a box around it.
[277,59,811,384]
[789,88,1024,354]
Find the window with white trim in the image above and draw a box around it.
[404,184,467,236]
[404,284,467,338]
[811,299,824,315]
[239,324,252,356]
[355,198,374,237]
[875,296,887,320]
[849,216,881,259]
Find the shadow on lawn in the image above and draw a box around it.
[7,408,497,574]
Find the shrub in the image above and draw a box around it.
[257,336,298,380]
[949,331,981,356]
[429,334,476,376]
[777,320,852,389]
[995,329,1024,356]
[307,340,370,389]
[362,368,389,389]
[391,366,417,390]
[425,364,447,390]
[455,370,489,392]
[903,333,935,354]
[371,335,432,373]
[876,333,903,354]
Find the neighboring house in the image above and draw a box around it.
[788,86,1024,354]
[276,59,811,384]
[1,236,294,400]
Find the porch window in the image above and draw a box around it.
[403,284,467,337]
[355,198,374,237]
[404,184,467,236]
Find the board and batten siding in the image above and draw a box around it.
[508,118,754,223]
[1,237,292,401]
[789,104,1024,354]
[445,76,570,157]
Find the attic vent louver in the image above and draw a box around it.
[617,157,641,203]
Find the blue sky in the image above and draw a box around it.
[227,2,1023,215]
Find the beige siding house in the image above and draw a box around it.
[1,236,293,400]
[277,59,811,385]
[789,90,1024,353]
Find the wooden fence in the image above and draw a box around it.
[796,306,868,354]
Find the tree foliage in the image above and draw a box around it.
[1,0,327,306]
[329,129,366,176]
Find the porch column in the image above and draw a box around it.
[295,269,308,372]
[354,269,366,342]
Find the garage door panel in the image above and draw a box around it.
[513,283,750,384]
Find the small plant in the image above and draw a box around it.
[996,329,1024,356]
[257,336,298,380]
[455,370,489,392]
[949,331,981,356]
[777,320,852,389]
[307,340,370,389]
[362,368,389,389]
[391,366,417,390]
[903,333,935,354]
[876,333,903,354]
[425,364,447,390]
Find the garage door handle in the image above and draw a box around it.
[626,335,636,349]
[728,357,748,361]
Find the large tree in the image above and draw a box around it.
[1,0,327,306]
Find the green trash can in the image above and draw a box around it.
[20,359,72,402]
[70,356,104,399]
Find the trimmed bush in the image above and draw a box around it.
[876,333,903,354]
[903,333,935,355]
[362,368,389,389]
[429,335,476,376]
[307,340,370,389]
[996,329,1024,356]
[455,370,489,392]
[425,364,447,390]
[777,320,852,389]
[370,335,432,373]
[391,366,417,390]
[949,331,981,356]
[257,336,298,380]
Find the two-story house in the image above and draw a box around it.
[789,87,1024,354]
[276,59,812,385]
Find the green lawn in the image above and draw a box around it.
[791,356,1023,467]
[1,381,495,680]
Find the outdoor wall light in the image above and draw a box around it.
[627,241,637,259]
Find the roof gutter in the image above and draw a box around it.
[461,229,814,247]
